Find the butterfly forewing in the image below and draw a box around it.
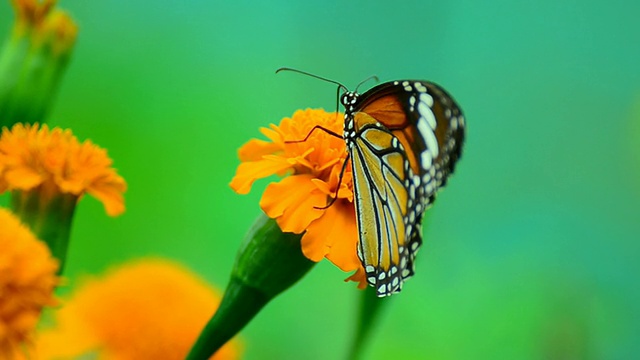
[345,80,465,297]
[349,112,411,295]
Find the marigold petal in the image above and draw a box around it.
[87,181,127,217]
[55,175,85,195]
[260,174,325,233]
[260,125,284,145]
[4,167,44,190]
[323,204,360,271]
[310,178,334,197]
[345,267,368,289]
[238,138,282,162]
[302,200,359,271]
[229,157,292,195]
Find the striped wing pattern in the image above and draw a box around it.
[342,80,465,296]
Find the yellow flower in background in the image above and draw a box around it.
[34,258,241,360]
[230,109,366,287]
[0,123,126,216]
[0,208,59,359]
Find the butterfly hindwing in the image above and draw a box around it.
[358,80,465,190]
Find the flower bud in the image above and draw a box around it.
[0,0,77,127]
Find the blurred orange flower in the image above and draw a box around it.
[0,123,126,216]
[0,208,59,358]
[34,258,241,360]
[12,0,78,52]
[230,109,366,287]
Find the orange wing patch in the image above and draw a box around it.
[359,94,409,128]
[358,95,425,176]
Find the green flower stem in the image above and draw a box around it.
[187,214,316,360]
[10,189,77,274]
[347,286,391,360]
[188,278,268,359]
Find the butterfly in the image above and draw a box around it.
[278,69,466,297]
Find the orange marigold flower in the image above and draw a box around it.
[33,258,241,360]
[0,123,126,216]
[0,208,59,358]
[230,109,366,287]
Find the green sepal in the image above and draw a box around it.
[10,189,77,274]
[187,213,316,359]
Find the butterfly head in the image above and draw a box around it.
[340,91,359,112]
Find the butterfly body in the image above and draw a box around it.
[341,80,465,297]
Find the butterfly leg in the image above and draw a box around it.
[284,125,342,143]
[284,123,348,210]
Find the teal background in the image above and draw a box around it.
[1,1,639,359]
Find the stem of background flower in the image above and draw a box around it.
[10,190,77,274]
[0,34,29,127]
[0,39,71,127]
[187,214,316,360]
[0,11,75,127]
[346,286,391,360]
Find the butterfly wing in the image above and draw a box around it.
[349,80,465,296]
[349,112,413,296]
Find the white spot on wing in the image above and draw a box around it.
[412,175,420,186]
[421,151,433,170]
[419,93,433,107]
[418,102,437,130]
[426,181,435,195]
[417,117,439,159]
[421,122,439,159]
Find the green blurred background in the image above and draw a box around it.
[1,1,639,359]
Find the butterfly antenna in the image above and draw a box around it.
[276,67,348,92]
[355,75,379,92]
